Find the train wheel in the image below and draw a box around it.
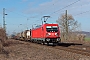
[47,42,49,46]
[41,42,45,45]
[53,43,57,46]
[37,40,40,44]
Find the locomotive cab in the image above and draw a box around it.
[45,25,61,44]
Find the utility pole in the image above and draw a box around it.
[65,10,68,40]
[3,8,7,31]
[3,8,7,40]
[66,10,68,34]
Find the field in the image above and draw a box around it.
[85,37,90,41]
[0,39,90,60]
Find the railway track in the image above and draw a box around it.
[53,46,90,56]
[68,45,90,51]
[14,39,90,56]
[41,42,90,56]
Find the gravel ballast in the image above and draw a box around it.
[0,39,90,60]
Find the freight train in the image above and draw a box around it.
[15,23,61,45]
[16,30,31,41]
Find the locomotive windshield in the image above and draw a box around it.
[46,26,58,32]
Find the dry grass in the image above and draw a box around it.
[61,33,86,41]
[0,28,7,54]
[0,39,90,60]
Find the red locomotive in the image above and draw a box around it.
[31,23,61,45]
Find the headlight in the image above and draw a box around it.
[57,38,60,41]
[46,38,50,41]
[55,33,58,36]
[46,33,51,36]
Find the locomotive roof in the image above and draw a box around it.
[42,23,59,27]
[43,23,58,25]
[32,23,58,30]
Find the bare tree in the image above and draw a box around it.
[0,28,6,52]
[56,14,81,41]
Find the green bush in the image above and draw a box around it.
[85,37,90,41]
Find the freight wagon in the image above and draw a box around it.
[16,33,21,40]
[16,30,31,41]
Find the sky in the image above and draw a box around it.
[0,0,90,35]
